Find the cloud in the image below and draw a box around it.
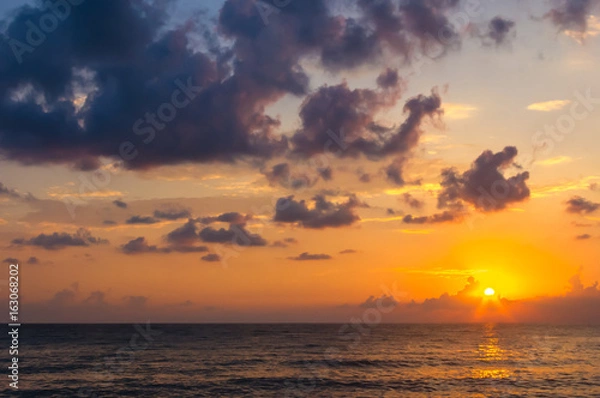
[262,162,319,190]
[121,235,208,255]
[153,207,192,220]
[198,212,252,226]
[485,16,516,45]
[437,146,530,212]
[339,249,357,254]
[199,225,267,246]
[12,228,108,250]
[112,199,128,209]
[403,210,462,224]
[2,257,19,265]
[288,252,332,261]
[27,256,39,264]
[121,237,168,254]
[566,196,600,214]
[590,182,599,191]
[125,215,159,224]
[274,194,366,229]
[545,0,600,35]
[291,84,441,165]
[0,181,35,201]
[527,100,571,111]
[360,294,398,309]
[402,193,424,209]
[576,234,592,240]
[201,253,221,262]
[103,220,117,225]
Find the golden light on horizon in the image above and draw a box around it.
[484,288,496,296]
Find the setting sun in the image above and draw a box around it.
[484,288,496,296]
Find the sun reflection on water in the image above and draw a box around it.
[473,324,511,379]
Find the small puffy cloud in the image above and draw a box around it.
[0,181,36,201]
[12,228,108,250]
[403,210,462,224]
[121,237,167,254]
[485,16,516,45]
[566,196,599,214]
[288,252,332,261]
[339,249,357,254]
[121,236,207,254]
[576,234,592,240]
[274,194,366,229]
[198,212,252,226]
[437,146,530,212]
[526,100,571,111]
[201,253,221,262]
[199,225,267,246]
[402,193,424,209]
[103,220,117,225]
[112,200,128,209]
[126,215,159,224]
[360,294,398,309]
[153,207,192,220]
[27,256,39,264]
[2,257,19,265]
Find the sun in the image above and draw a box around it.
[484,287,495,296]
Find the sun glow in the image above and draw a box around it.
[484,288,496,296]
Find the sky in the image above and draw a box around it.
[0,0,599,323]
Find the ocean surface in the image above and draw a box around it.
[3,324,600,397]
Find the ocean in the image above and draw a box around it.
[3,324,600,397]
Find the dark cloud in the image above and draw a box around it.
[590,183,599,191]
[360,294,398,309]
[485,17,516,45]
[402,193,424,209]
[403,210,461,224]
[576,234,592,240]
[103,220,117,225]
[288,252,332,261]
[112,199,128,209]
[27,256,39,264]
[376,68,400,88]
[2,257,19,265]
[317,166,333,181]
[166,219,202,246]
[0,182,35,201]
[271,237,298,248]
[198,212,252,226]
[201,253,221,262]
[566,196,599,214]
[262,162,318,190]
[437,146,530,212]
[153,208,192,220]
[199,224,267,246]
[274,194,366,229]
[121,236,208,255]
[120,237,166,254]
[125,215,159,224]
[292,79,444,160]
[339,249,357,254]
[12,228,108,250]
[0,0,463,170]
[359,173,371,183]
[545,0,600,34]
